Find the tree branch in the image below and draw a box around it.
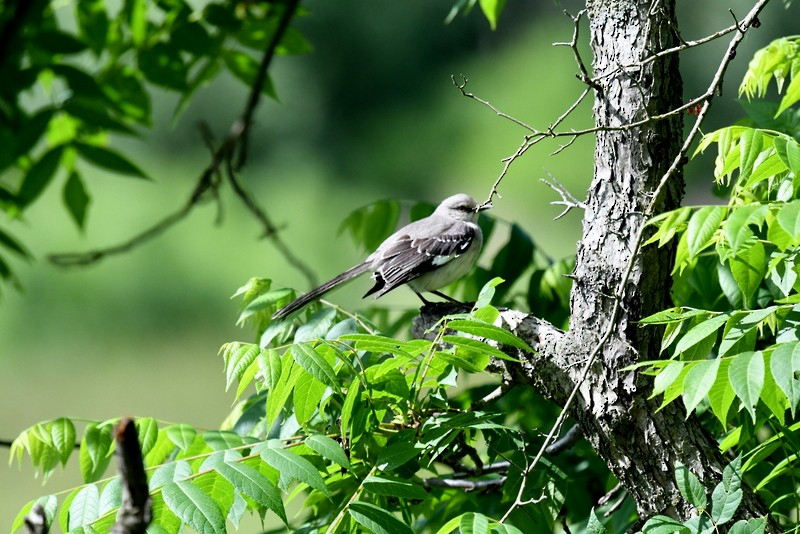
[47,0,316,288]
[500,0,772,523]
[111,418,151,534]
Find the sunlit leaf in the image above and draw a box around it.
[162,480,226,534]
[729,351,764,423]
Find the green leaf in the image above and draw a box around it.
[162,480,226,534]
[686,206,726,259]
[651,361,684,399]
[675,463,707,511]
[377,441,419,471]
[293,370,327,425]
[640,515,689,533]
[135,417,159,458]
[257,443,329,495]
[446,320,534,352]
[639,307,707,326]
[729,240,767,307]
[777,72,800,117]
[585,508,608,534]
[294,308,337,342]
[150,460,193,489]
[222,342,261,391]
[74,142,148,178]
[711,457,743,525]
[773,135,800,175]
[363,475,428,500]
[68,484,100,530]
[478,0,507,30]
[708,359,736,426]
[222,49,276,98]
[339,334,418,359]
[348,501,414,534]
[443,335,520,362]
[17,146,64,208]
[728,518,767,534]
[777,200,800,240]
[202,430,244,451]
[76,0,108,55]
[214,460,287,525]
[305,434,352,471]
[144,430,178,468]
[49,417,76,466]
[62,171,91,230]
[770,341,800,415]
[266,353,302,427]
[291,342,339,390]
[738,128,765,182]
[673,313,728,357]
[127,0,148,47]
[729,351,765,423]
[682,358,720,416]
[165,424,197,451]
[102,67,151,125]
[473,277,504,309]
[489,224,534,301]
[98,477,122,515]
[79,422,114,483]
[339,199,402,252]
[725,205,768,254]
[719,308,776,357]
[138,42,188,90]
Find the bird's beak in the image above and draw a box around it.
[477,201,492,212]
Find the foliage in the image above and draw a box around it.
[0,0,310,293]
[9,275,585,533]
[636,36,800,528]
[638,458,766,534]
[9,0,800,532]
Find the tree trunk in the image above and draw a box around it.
[506,0,772,525]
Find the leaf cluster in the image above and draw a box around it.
[0,0,310,292]
[638,37,800,527]
[9,275,583,532]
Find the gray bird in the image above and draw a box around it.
[272,193,489,319]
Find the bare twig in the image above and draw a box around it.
[540,172,586,220]
[501,0,770,522]
[112,418,151,534]
[544,424,582,455]
[233,0,300,171]
[553,10,597,88]
[422,477,506,491]
[598,482,627,516]
[452,75,535,132]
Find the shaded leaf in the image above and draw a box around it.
[74,142,148,179]
[349,501,414,534]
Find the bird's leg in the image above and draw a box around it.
[431,290,461,303]
[413,290,433,305]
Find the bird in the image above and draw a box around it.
[272,193,490,319]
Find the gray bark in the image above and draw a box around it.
[505,0,772,525]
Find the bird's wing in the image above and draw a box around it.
[364,223,477,298]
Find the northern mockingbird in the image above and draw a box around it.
[273,193,490,319]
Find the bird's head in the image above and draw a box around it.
[436,193,492,222]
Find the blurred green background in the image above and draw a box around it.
[2,0,798,527]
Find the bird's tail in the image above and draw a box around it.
[272,262,371,319]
